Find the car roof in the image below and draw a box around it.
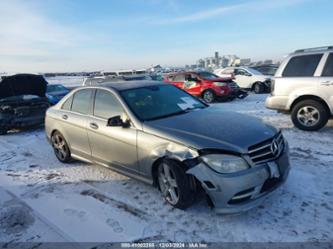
[95,80,167,91]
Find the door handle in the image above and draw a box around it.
[89,123,99,130]
[62,114,68,120]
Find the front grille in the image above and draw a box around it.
[248,132,284,165]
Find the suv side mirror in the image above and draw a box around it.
[107,115,130,128]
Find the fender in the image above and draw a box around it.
[286,87,332,113]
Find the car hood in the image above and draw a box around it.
[0,74,48,99]
[143,106,278,153]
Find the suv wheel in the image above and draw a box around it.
[291,100,329,131]
[253,82,264,94]
[202,89,216,103]
[157,159,195,209]
[51,131,72,163]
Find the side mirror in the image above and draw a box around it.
[107,115,130,128]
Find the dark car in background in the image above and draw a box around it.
[164,71,246,103]
[250,64,279,76]
[46,84,70,105]
[0,74,50,135]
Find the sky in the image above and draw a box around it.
[0,0,333,73]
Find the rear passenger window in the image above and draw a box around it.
[282,54,323,77]
[71,89,93,114]
[173,74,185,82]
[62,95,73,110]
[94,90,123,119]
[322,53,333,77]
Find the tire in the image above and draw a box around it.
[157,159,196,209]
[253,82,264,94]
[291,100,329,131]
[202,89,216,103]
[51,131,72,163]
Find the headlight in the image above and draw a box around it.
[213,82,227,87]
[201,154,249,173]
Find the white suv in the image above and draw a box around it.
[266,46,333,131]
[214,66,271,94]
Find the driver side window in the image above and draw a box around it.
[93,90,124,119]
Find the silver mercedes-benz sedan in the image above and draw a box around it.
[45,81,290,214]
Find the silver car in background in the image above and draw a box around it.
[45,81,290,214]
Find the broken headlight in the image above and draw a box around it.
[213,82,227,87]
[201,154,249,173]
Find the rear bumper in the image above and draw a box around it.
[265,96,289,111]
[187,145,290,214]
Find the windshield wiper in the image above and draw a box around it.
[146,106,205,121]
[146,110,187,121]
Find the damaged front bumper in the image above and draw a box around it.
[187,146,290,214]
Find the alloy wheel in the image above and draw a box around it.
[51,133,69,161]
[158,163,179,205]
[203,91,214,103]
[297,106,320,127]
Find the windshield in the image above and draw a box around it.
[197,71,220,80]
[120,85,206,121]
[47,84,68,92]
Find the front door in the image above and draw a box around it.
[319,53,333,109]
[87,89,138,174]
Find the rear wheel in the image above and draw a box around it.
[157,159,196,209]
[51,131,72,163]
[202,89,216,103]
[291,100,329,131]
[253,82,264,94]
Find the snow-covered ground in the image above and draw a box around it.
[0,94,332,243]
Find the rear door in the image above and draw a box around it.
[184,73,201,96]
[87,89,139,174]
[234,68,252,88]
[319,52,333,111]
[58,89,93,159]
[171,73,186,89]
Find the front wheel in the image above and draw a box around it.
[202,89,216,103]
[157,159,196,209]
[253,82,264,94]
[291,100,329,131]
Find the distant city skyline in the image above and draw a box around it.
[1,0,333,72]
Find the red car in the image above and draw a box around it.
[164,71,244,103]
